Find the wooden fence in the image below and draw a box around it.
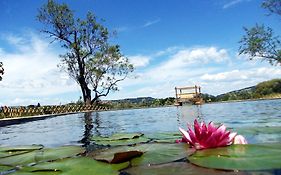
[0,104,109,119]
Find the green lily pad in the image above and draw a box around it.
[89,146,143,163]
[0,146,84,167]
[0,145,44,158]
[91,133,150,146]
[123,162,243,175]
[0,145,44,152]
[0,164,14,172]
[12,157,129,175]
[0,150,38,166]
[35,146,84,162]
[146,132,182,143]
[234,126,281,135]
[189,144,281,171]
[131,143,195,166]
[92,133,144,141]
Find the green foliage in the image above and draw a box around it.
[0,62,4,81]
[262,0,281,16]
[37,0,133,104]
[108,97,176,109]
[254,79,281,97]
[201,93,217,102]
[239,24,281,64]
[209,79,281,102]
[239,0,281,65]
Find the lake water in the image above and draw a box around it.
[0,99,281,147]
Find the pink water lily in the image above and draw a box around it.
[177,119,247,149]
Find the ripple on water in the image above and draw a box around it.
[0,99,280,146]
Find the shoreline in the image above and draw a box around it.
[207,97,281,104]
[1,97,280,127]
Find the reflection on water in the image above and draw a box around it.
[0,99,281,147]
[80,112,93,147]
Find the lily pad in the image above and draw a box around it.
[35,146,84,162]
[0,150,38,166]
[0,145,44,158]
[12,157,129,175]
[123,162,243,175]
[131,143,195,166]
[92,133,144,141]
[234,126,281,135]
[189,144,281,171]
[146,132,182,143]
[89,146,143,163]
[0,146,84,167]
[91,133,150,146]
[0,164,14,172]
[0,145,44,152]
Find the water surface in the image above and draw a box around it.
[0,99,280,147]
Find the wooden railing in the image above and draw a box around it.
[0,104,109,119]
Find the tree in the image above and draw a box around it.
[0,62,4,81]
[37,0,133,104]
[239,0,281,65]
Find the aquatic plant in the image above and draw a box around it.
[177,119,247,149]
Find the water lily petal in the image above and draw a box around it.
[179,127,193,145]
[193,119,201,139]
[207,122,217,133]
[233,135,247,144]
[188,125,198,143]
[228,132,237,143]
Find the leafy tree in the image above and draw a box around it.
[254,79,281,96]
[0,62,4,81]
[262,0,281,16]
[239,0,281,65]
[37,0,133,104]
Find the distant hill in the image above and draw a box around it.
[110,97,155,103]
[105,79,281,108]
[203,79,281,102]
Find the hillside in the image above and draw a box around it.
[203,79,281,102]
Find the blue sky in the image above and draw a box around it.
[0,0,280,106]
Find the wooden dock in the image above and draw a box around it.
[174,85,204,105]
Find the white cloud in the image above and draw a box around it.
[0,32,80,106]
[143,19,161,27]
[201,67,281,82]
[222,0,251,9]
[128,55,150,68]
[157,47,229,71]
[107,46,281,99]
[107,46,231,99]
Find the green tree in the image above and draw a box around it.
[239,0,281,65]
[37,0,133,104]
[0,62,4,81]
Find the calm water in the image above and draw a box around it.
[0,99,281,147]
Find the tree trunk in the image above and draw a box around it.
[79,78,92,105]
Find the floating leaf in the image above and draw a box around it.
[146,132,182,143]
[0,165,14,172]
[131,143,195,166]
[0,150,38,166]
[123,162,243,175]
[0,146,84,167]
[89,146,143,163]
[0,145,44,158]
[91,133,149,146]
[234,126,281,135]
[12,157,129,175]
[92,133,144,141]
[189,144,281,171]
[35,146,84,162]
[0,145,43,152]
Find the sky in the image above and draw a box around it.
[0,0,280,106]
